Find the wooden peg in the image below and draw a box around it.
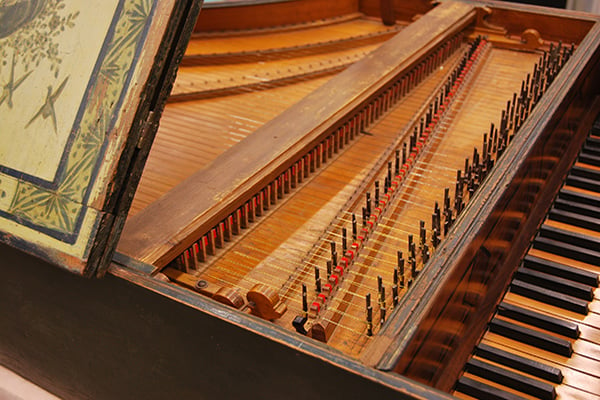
[247,284,287,320]
[213,287,245,309]
[521,29,543,50]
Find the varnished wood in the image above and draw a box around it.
[453,146,600,398]
[247,284,288,320]
[3,2,600,399]
[129,16,404,216]
[118,1,477,268]
[1,242,445,400]
[120,0,600,367]
[359,0,434,23]
[194,0,361,32]
[379,20,600,389]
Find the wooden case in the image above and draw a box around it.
[1,1,600,399]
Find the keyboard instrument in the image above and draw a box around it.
[1,1,600,399]
[455,117,600,400]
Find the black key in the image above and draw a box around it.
[476,343,563,383]
[567,173,600,192]
[559,188,600,209]
[571,165,600,181]
[581,141,600,157]
[523,254,599,287]
[466,358,556,400]
[539,224,600,252]
[534,231,600,267]
[456,376,529,400]
[587,136,600,150]
[549,208,600,233]
[511,279,589,315]
[514,267,594,301]
[533,236,600,267]
[488,317,573,357]
[553,197,600,219]
[497,301,580,338]
[578,152,600,168]
[592,118,600,136]
[584,146,600,156]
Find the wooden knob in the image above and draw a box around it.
[521,29,543,49]
[246,284,287,320]
[213,287,245,309]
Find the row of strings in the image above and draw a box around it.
[297,40,574,344]
[292,36,493,341]
[171,33,465,273]
[165,37,572,352]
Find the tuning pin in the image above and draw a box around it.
[431,227,440,248]
[419,220,426,249]
[409,235,417,278]
[426,103,433,126]
[464,158,470,182]
[434,201,441,232]
[380,285,387,325]
[366,293,373,336]
[455,170,462,199]
[302,283,308,314]
[292,284,309,334]
[397,251,405,288]
[315,267,321,293]
[330,241,337,266]
[408,235,416,266]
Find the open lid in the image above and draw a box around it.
[0,0,201,277]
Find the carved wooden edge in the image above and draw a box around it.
[475,6,507,34]
[162,268,288,321]
[181,28,401,66]
[193,0,359,33]
[169,64,348,101]
[191,12,365,39]
[459,0,597,53]
[109,261,458,399]
[363,17,600,385]
[462,0,597,44]
[90,0,203,277]
[116,1,478,268]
